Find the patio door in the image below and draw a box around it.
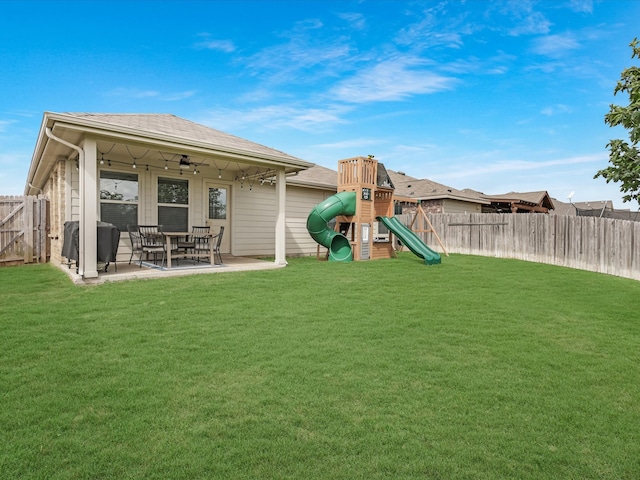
[205,182,230,254]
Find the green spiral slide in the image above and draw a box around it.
[306,191,357,262]
[377,216,441,265]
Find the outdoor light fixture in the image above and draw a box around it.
[179,154,191,170]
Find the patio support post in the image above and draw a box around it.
[274,167,287,265]
[79,137,98,278]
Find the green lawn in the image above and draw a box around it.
[1,254,639,479]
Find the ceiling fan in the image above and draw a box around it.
[178,154,209,170]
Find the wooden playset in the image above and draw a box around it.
[334,156,396,261]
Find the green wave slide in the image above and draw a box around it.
[306,191,357,262]
[377,216,441,265]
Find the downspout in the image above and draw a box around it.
[45,127,91,277]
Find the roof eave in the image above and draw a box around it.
[50,113,312,168]
[415,193,491,205]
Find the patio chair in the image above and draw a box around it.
[127,224,143,265]
[192,226,215,263]
[138,225,166,267]
[212,226,224,264]
[178,225,210,260]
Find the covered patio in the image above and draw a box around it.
[25,112,313,281]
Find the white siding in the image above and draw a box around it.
[233,183,278,256]
[232,183,332,257]
[286,187,331,256]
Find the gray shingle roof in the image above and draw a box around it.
[61,113,308,164]
[388,170,489,203]
[288,164,338,189]
[484,191,555,209]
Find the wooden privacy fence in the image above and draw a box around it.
[397,212,640,281]
[0,195,49,265]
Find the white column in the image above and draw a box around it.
[79,137,98,278]
[274,167,287,265]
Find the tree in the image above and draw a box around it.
[595,38,640,204]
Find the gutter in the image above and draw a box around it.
[45,127,84,165]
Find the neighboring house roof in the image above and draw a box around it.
[573,200,614,211]
[26,112,313,193]
[551,198,640,221]
[483,191,555,212]
[388,170,490,204]
[549,198,576,216]
[287,164,338,190]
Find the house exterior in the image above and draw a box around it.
[550,198,640,221]
[25,112,314,279]
[481,191,555,213]
[387,170,490,214]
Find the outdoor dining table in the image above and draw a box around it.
[163,231,215,269]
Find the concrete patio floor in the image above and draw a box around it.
[58,254,285,285]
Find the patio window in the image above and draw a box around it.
[158,177,189,231]
[208,187,227,219]
[99,171,139,231]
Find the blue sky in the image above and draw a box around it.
[2,0,639,210]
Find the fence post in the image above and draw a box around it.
[24,196,34,262]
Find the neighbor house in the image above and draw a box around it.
[387,170,490,214]
[25,112,316,279]
[481,191,555,213]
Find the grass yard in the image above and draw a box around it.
[1,253,639,479]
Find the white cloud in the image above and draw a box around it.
[568,0,594,13]
[194,39,236,53]
[105,88,160,98]
[531,33,580,57]
[331,56,457,103]
[105,88,196,101]
[540,104,572,116]
[507,11,552,36]
[162,90,198,101]
[0,120,13,133]
[393,3,468,49]
[243,42,351,81]
[199,104,353,133]
[436,153,606,181]
[337,12,366,30]
[313,138,384,149]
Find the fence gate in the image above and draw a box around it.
[0,195,49,265]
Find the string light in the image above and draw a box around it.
[218,169,222,179]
